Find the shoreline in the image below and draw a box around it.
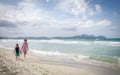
[29,50,120,70]
[0,48,120,75]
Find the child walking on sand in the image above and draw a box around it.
[14,44,20,61]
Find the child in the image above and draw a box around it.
[14,44,20,61]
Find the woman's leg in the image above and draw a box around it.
[24,51,27,58]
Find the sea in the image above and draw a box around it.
[0,38,120,64]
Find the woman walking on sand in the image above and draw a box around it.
[21,39,29,59]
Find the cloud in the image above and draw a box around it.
[61,27,77,31]
[0,0,115,37]
[56,1,101,18]
[0,0,105,29]
[0,4,17,23]
[0,0,49,37]
[57,0,102,17]
[113,11,117,16]
[71,0,88,16]
[46,0,50,2]
[95,4,102,13]
[79,19,111,28]
[0,20,16,27]
[96,19,111,26]
[58,0,89,16]
[89,9,95,16]
[0,0,45,24]
[56,0,111,29]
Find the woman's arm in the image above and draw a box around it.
[21,43,24,49]
[27,43,29,50]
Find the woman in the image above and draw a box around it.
[21,39,29,59]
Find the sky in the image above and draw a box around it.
[0,0,120,38]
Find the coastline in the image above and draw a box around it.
[0,48,120,75]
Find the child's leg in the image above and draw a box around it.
[18,56,20,60]
[16,52,20,61]
[16,56,17,60]
[16,56,19,61]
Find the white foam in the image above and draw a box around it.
[29,39,120,46]
[3,39,119,46]
[29,39,91,45]
[94,41,120,46]
[48,39,90,45]
[0,39,22,42]
[0,45,4,48]
[29,49,89,62]
[0,45,13,50]
[30,49,67,56]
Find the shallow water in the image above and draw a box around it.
[0,38,120,64]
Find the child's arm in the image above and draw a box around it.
[19,47,21,52]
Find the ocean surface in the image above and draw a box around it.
[0,38,120,64]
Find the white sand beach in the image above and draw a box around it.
[0,48,120,75]
[0,48,96,75]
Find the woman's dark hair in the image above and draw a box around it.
[24,39,27,41]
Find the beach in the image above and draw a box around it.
[0,48,120,75]
[0,48,96,75]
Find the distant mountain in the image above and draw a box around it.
[16,36,49,39]
[0,34,106,39]
[0,37,8,39]
[52,34,106,39]
[73,34,106,39]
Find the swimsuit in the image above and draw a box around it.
[21,42,28,52]
[15,47,20,56]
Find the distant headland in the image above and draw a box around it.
[0,34,106,39]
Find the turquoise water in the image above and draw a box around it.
[0,38,120,63]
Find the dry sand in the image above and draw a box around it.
[0,48,96,75]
